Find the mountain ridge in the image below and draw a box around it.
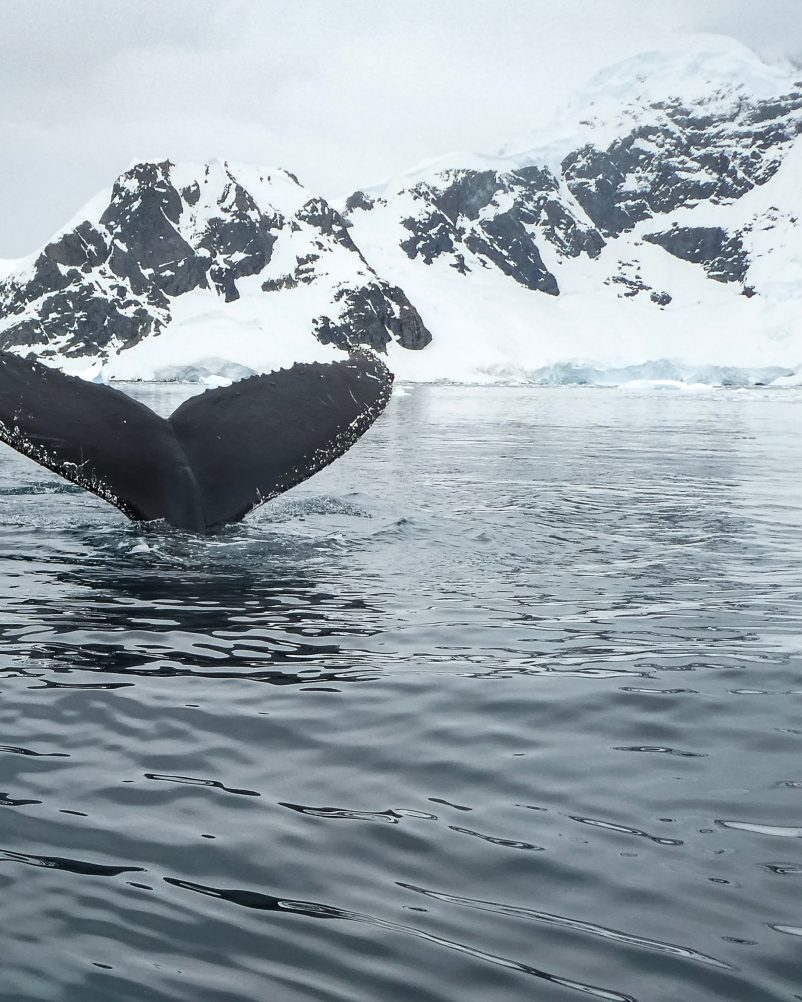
[2,37,801,386]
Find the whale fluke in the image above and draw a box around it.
[0,350,393,532]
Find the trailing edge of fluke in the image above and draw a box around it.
[0,349,393,533]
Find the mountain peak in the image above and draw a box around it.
[0,157,431,375]
[2,42,802,387]
[501,35,801,166]
[579,34,797,108]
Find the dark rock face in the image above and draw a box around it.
[343,79,802,314]
[254,191,434,352]
[534,195,605,259]
[388,165,603,294]
[562,90,802,236]
[344,190,375,213]
[465,209,559,295]
[297,197,362,255]
[0,160,207,357]
[561,145,642,236]
[8,287,158,358]
[47,221,107,270]
[315,283,432,352]
[0,161,430,361]
[436,170,499,222]
[194,177,280,301]
[97,161,211,301]
[401,212,458,265]
[643,226,750,283]
[603,258,671,305]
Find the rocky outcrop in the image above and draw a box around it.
[2,47,801,373]
[343,62,802,313]
[562,90,802,237]
[0,160,431,361]
[642,226,750,283]
[373,165,605,295]
[316,283,431,352]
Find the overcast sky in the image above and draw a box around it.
[2,0,801,256]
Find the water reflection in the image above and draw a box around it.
[163,876,641,1002]
[0,522,387,685]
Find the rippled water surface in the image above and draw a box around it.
[1,384,801,1002]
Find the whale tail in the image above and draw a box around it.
[0,350,393,532]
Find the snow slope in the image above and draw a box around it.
[0,158,430,381]
[345,135,802,383]
[343,36,802,385]
[1,35,801,386]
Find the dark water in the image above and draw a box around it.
[0,384,801,1002]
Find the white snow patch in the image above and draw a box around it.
[102,286,345,382]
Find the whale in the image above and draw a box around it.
[0,349,393,533]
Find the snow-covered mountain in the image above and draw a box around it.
[2,36,802,385]
[344,37,802,384]
[0,160,430,380]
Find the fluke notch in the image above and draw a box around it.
[0,350,393,532]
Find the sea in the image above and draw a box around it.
[0,383,800,1002]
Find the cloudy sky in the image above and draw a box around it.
[2,0,800,256]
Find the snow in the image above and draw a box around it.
[501,34,800,168]
[346,150,802,386]
[62,136,802,386]
[102,284,344,382]
[169,159,310,245]
[771,369,802,388]
[336,38,802,388]
[571,34,796,111]
[4,37,802,390]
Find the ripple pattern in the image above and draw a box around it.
[0,384,801,1002]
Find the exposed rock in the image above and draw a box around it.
[401,212,458,264]
[195,179,278,297]
[181,182,201,206]
[643,226,749,283]
[47,221,107,270]
[395,165,602,293]
[297,198,362,255]
[261,274,299,292]
[315,282,432,352]
[3,60,802,370]
[604,260,671,304]
[344,190,375,213]
[562,91,802,236]
[435,170,499,222]
[100,161,207,299]
[465,209,560,294]
[0,160,430,361]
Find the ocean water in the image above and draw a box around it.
[0,384,800,1002]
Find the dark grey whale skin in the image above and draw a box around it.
[0,350,393,532]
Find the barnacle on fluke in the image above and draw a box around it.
[0,348,392,532]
